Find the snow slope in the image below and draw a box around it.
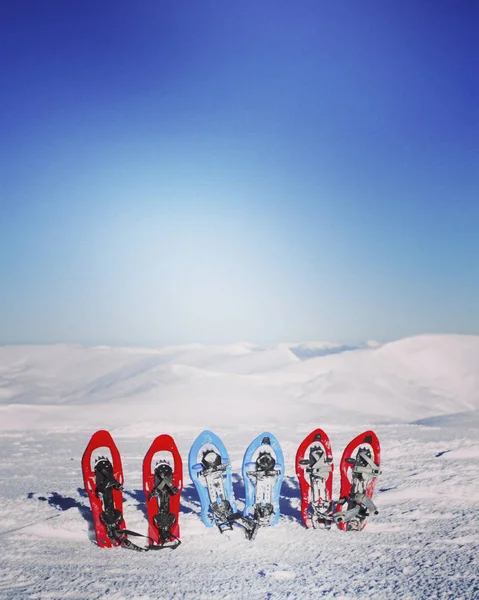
[1,334,478,430]
[0,334,478,599]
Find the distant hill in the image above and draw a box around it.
[0,333,478,431]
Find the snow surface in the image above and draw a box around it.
[1,334,478,599]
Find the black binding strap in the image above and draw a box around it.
[112,527,181,552]
[228,512,259,540]
[95,457,180,552]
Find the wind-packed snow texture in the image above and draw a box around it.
[1,334,478,599]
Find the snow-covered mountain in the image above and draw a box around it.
[0,334,478,599]
[1,334,478,431]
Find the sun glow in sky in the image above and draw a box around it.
[1,1,478,345]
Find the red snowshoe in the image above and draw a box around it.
[143,434,183,549]
[333,430,381,531]
[82,430,126,548]
[295,428,334,529]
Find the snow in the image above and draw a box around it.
[1,334,479,599]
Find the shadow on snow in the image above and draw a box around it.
[27,490,96,540]
[279,475,302,523]
[24,473,301,538]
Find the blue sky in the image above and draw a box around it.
[1,1,477,345]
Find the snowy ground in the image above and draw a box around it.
[1,335,479,599]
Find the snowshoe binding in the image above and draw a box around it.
[296,429,334,529]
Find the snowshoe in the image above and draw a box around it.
[333,430,382,531]
[188,430,238,532]
[242,432,284,529]
[296,428,334,529]
[143,434,183,549]
[82,430,126,548]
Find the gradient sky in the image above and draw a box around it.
[1,1,478,346]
